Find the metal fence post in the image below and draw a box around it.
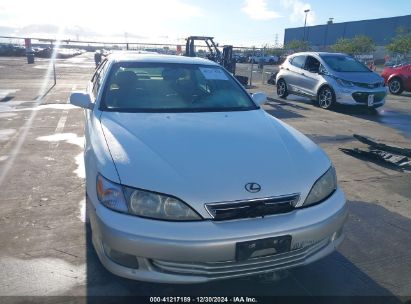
[261,47,266,84]
[53,61,56,85]
[249,47,255,87]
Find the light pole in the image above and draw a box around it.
[303,9,310,42]
[324,18,334,49]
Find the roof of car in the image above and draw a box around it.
[107,52,219,66]
[289,51,348,57]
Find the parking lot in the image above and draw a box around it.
[0,53,410,302]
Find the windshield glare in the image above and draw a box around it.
[101,62,256,112]
[320,55,371,72]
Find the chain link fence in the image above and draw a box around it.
[0,36,285,87]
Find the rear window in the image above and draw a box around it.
[320,55,371,72]
[100,62,257,113]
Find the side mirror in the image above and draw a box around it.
[70,91,93,109]
[318,66,329,75]
[251,92,267,106]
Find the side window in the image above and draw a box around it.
[304,56,320,73]
[290,56,306,69]
[92,60,109,98]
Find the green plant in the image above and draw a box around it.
[386,27,411,55]
[331,35,375,55]
[285,40,310,52]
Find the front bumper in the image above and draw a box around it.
[333,85,387,107]
[89,188,348,283]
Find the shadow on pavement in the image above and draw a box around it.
[307,134,355,145]
[397,92,411,99]
[264,97,311,119]
[333,105,411,140]
[267,96,313,110]
[0,96,14,102]
[268,92,411,140]
[84,200,410,301]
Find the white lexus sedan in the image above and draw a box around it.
[70,53,347,283]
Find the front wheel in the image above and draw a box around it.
[276,79,288,99]
[367,107,379,115]
[83,193,91,225]
[388,78,403,95]
[317,86,335,109]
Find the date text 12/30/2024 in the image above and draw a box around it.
[150,297,258,303]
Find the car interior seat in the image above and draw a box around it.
[107,70,140,108]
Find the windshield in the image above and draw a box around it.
[100,62,257,112]
[320,55,371,72]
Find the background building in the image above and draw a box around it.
[284,14,411,59]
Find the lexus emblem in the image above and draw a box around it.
[245,183,261,193]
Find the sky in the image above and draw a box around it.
[0,0,410,47]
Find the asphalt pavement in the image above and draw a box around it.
[0,53,410,302]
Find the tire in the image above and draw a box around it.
[84,192,91,225]
[317,86,335,109]
[276,79,288,99]
[367,107,379,115]
[388,78,403,95]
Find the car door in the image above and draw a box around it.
[85,59,109,162]
[84,59,111,195]
[285,55,307,94]
[404,65,411,91]
[298,56,322,97]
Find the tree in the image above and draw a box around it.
[285,40,310,52]
[265,48,285,56]
[331,38,355,54]
[331,35,375,55]
[351,35,375,54]
[273,49,286,56]
[386,27,411,55]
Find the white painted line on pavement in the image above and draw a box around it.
[0,46,70,187]
[37,133,85,179]
[55,111,68,134]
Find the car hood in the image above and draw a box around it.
[331,71,383,83]
[100,110,330,216]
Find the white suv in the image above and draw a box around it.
[249,55,279,64]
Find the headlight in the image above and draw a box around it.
[303,166,337,207]
[96,174,201,221]
[336,78,354,87]
[126,189,201,221]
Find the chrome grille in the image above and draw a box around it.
[355,82,383,89]
[352,92,386,104]
[151,238,329,279]
[205,194,299,221]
